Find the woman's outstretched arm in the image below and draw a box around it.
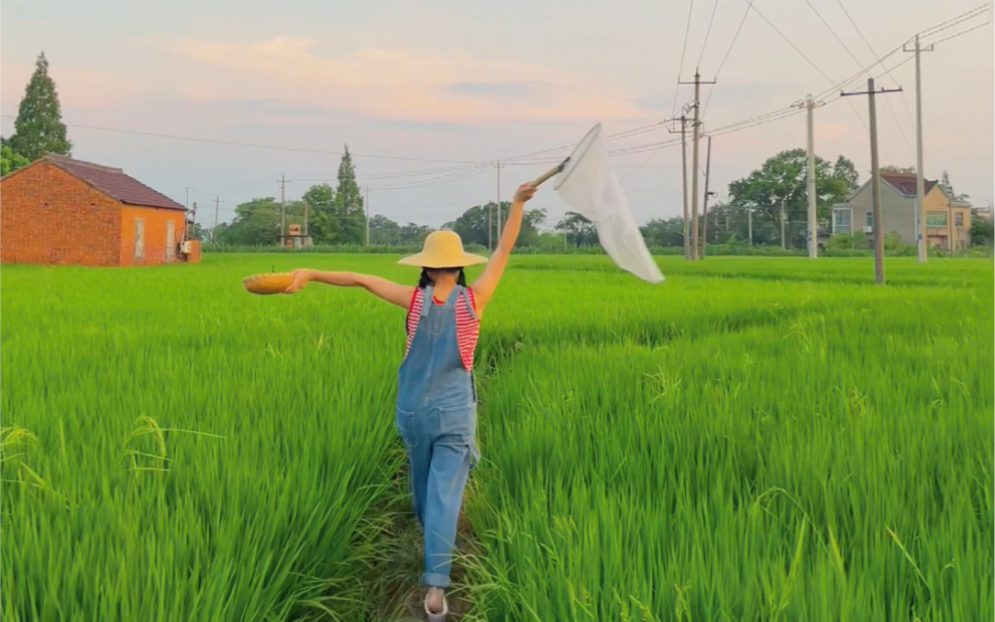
[284,269,414,309]
[471,182,537,313]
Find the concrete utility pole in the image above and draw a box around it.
[679,71,716,261]
[278,173,287,247]
[701,134,713,259]
[211,196,224,244]
[496,162,502,240]
[842,78,902,285]
[794,95,825,258]
[303,200,309,239]
[669,113,695,259]
[365,186,370,246]
[904,34,934,263]
[780,199,787,249]
[748,208,753,245]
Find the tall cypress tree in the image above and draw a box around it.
[334,145,366,244]
[10,52,72,161]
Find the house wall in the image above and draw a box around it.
[922,188,971,250]
[119,206,186,266]
[841,184,972,249]
[847,181,918,243]
[0,162,122,266]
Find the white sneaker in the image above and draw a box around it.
[424,593,448,622]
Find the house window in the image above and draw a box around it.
[955,212,964,227]
[866,212,874,227]
[134,219,145,260]
[833,209,850,233]
[926,211,947,227]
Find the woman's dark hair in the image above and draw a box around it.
[418,267,466,289]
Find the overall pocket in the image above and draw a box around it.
[437,405,476,439]
[395,407,418,449]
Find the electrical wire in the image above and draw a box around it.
[696,0,722,69]
[807,0,913,157]
[370,164,493,191]
[672,0,698,117]
[917,4,988,38]
[0,115,486,165]
[927,19,990,45]
[701,0,754,116]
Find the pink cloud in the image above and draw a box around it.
[0,60,127,110]
[166,37,650,124]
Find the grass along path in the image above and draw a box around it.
[2,254,991,621]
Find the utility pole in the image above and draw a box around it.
[211,196,224,244]
[701,134,713,259]
[303,200,309,241]
[496,161,503,240]
[365,186,370,246]
[780,199,786,249]
[681,118,690,260]
[278,173,287,247]
[679,71,716,261]
[794,95,825,258]
[669,115,691,259]
[488,203,493,250]
[905,34,933,263]
[748,208,753,245]
[842,78,902,285]
[183,187,193,242]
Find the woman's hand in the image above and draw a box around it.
[284,269,313,294]
[513,183,537,204]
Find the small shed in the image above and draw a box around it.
[0,153,199,266]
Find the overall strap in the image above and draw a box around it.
[442,284,461,309]
[421,285,434,317]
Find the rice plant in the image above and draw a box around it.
[1,255,991,621]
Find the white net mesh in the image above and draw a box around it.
[554,124,664,283]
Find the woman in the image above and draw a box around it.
[284,182,537,620]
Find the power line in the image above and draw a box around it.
[835,0,917,139]
[701,0,754,116]
[672,0,698,117]
[807,0,913,157]
[696,0,723,69]
[370,164,493,191]
[918,4,988,37]
[0,115,485,165]
[928,19,990,45]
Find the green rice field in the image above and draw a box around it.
[2,254,992,621]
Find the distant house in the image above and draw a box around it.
[831,172,972,251]
[1,154,200,266]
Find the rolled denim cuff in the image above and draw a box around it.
[421,572,451,588]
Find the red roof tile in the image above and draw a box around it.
[879,172,937,197]
[43,154,186,211]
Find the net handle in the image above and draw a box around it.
[529,157,571,188]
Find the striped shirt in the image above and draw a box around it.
[404,287,480,371]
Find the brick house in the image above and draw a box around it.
[830,172,972,251]
[1,154,200,266]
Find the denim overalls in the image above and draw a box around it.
[396,284,480,588]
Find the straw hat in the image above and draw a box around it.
[398,230,488,268]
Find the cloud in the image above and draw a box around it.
[0,61,125,110]
[166,37,652,124]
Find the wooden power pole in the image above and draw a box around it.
[842,78,902,285]
[669,116,692,260]
[679,71,716,261]
[700,134,713,259]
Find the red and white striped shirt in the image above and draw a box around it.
[404,287,480,371]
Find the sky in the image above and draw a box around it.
[2,0,992,230]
